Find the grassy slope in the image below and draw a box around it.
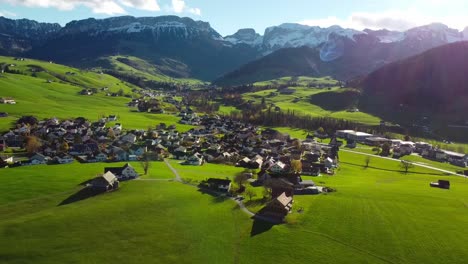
[0,74,191,132]
[0,153,467,263]
[243,86,381,125]
[99,56,205,85]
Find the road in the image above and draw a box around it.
[341,149,467,178]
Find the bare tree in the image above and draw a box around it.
[400,160,414,173]
[364,156,371,168]
[140,152,151,175]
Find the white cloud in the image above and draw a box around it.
[119,0,160,11]
[0,10,17,17]
[300,10,467,31]
[189,7,200,15]
[171,0,200,15]
[171,0,185,13]
[0,0,162,15]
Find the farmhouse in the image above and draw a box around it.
[0,98,16,104]
[104,163,139,180]
[90,171,120,192]
[183,153,204,166]
[262,192,293,220]
[206,178,232,192]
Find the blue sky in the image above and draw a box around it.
[0,0,467,35]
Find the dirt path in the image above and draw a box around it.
[164,159,182,182]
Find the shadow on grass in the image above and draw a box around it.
[197,188,229,203]
[58,187,102,206]
[340,161,445,176]
[250,218,276,237]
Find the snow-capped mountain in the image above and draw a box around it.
[224,22,468,54]
[59,16,223,40]
[405,23,464,43]
[363,29,405,43]
[1,15,468,82]
[224,28,263,47]
[261,23,363,52]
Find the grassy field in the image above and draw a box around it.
[243,86,381,125]
[0,151,467,263]
[168,160,245,182]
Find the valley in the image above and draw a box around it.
[0,11,467,264]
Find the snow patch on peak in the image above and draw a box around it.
[263,23,364,51]
[224,28,263,46]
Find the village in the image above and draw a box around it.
[1,106,467,222]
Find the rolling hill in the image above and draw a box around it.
[0,56,192,132]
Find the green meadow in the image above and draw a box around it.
[0,151,467,263]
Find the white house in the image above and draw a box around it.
[104,163,139,180]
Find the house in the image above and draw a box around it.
[55,154,74,164]
[336,130,356,138]
[130,145,147,157]
[113,148,128,161]
[430,180,450,189]
[95,152,108,162]
[30,153,49,165]
[324,157,335,169]
[206,178,232,192]
[104,163,139,180]
[0,98,16,104]
[262,192,293,220]
[237,157,251,167]
[347,131,373,142]
[121,133,137,144]
[365,137,390,146]
[270,161,286,174]
[90,172,120,192]
[183,153,204,166]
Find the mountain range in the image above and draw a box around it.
[1,15,468,83]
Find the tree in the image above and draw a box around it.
[404,135,412,141]
[290,159,302,173]
[381,142,391,156]
[108,128,116,140]
[60,141,69,152]
[140,152,151,175]
[400,160,414,173]
[364,156,371,168]
[25,136,42,154]
[234,172,250,192]
[245,188,257,201]
[292,139,301,150]
[117,88,124,96]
